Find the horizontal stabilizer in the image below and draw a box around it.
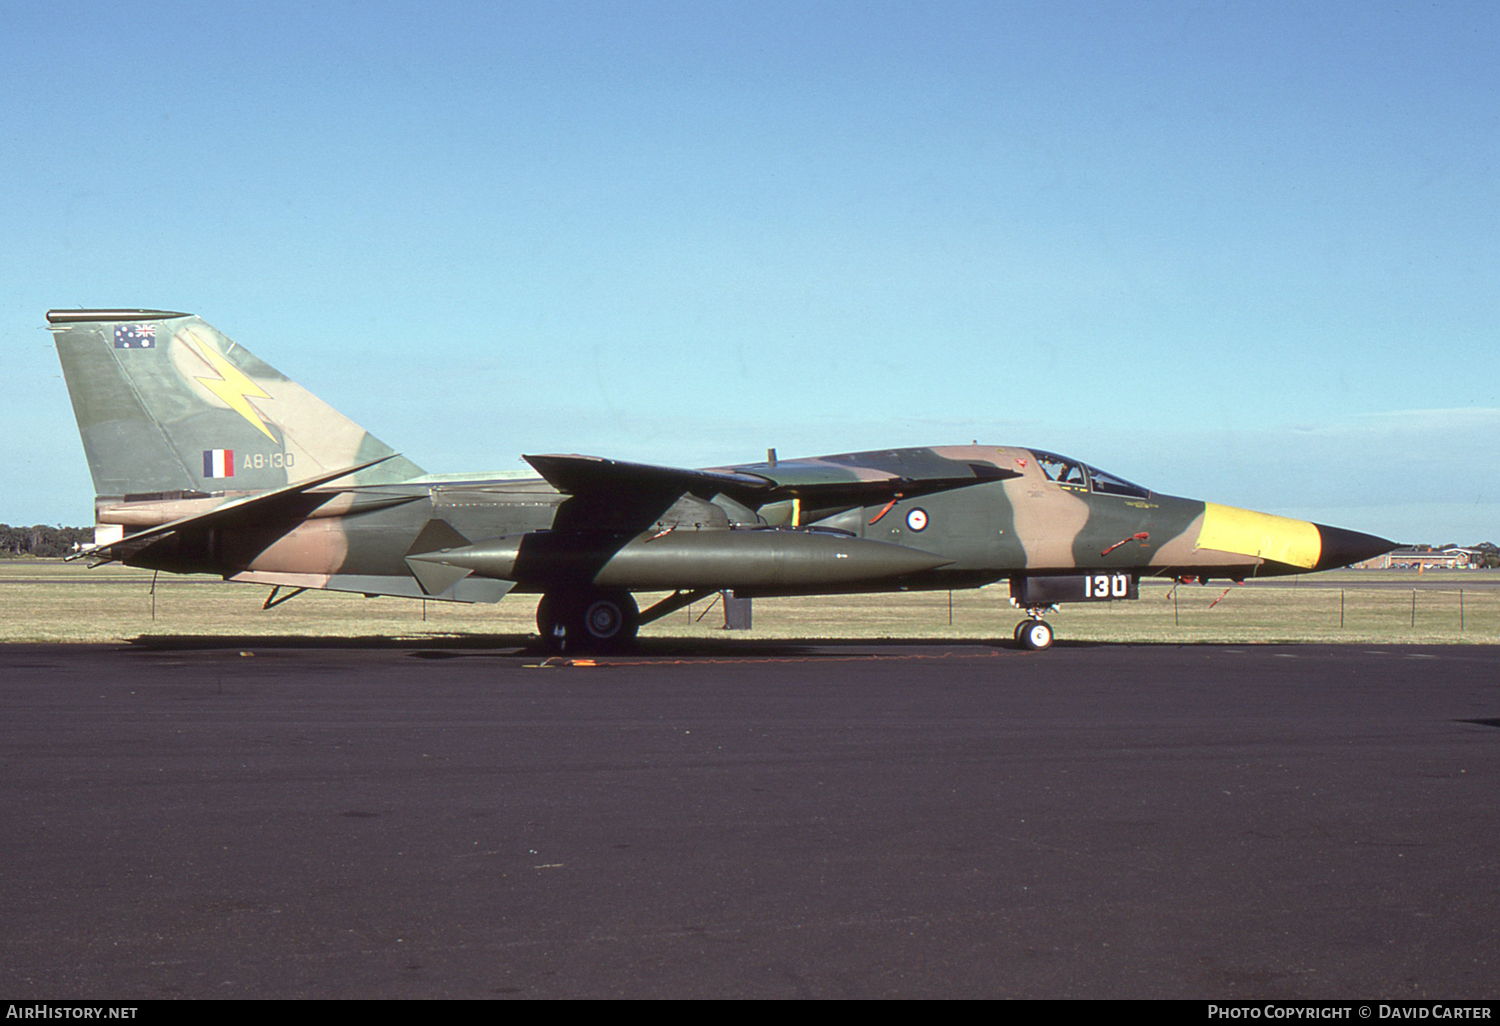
[69,454,402,563]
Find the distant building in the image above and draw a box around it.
[1356,547,1479,570]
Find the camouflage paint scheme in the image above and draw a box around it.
[47,310,1395,644]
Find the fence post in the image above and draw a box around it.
[1411,589,1416,629]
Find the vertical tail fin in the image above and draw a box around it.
[47,309,424,498]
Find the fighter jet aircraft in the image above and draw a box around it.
[48,309,1397,651]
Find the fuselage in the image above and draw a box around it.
[101,443,1391,600]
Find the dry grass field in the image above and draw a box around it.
[1,558,1496,646]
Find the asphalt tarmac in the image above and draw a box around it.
[2,638,1498,999]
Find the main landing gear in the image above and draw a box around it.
[537,589,640,654]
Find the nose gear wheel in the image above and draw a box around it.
[1015,618,1054,651]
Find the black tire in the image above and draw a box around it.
[578,591,639,650]
[537,589,639,653]
[1018,619,1054,651]
[536,593,569,653]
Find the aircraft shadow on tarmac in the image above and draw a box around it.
[119,633,1486,660]
[120,633,1465,658]
[126,632,538,653]
[124,633,1037,658]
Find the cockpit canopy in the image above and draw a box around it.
[1031,450,1151,499]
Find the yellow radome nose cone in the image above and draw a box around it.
[1196,503,1322,569]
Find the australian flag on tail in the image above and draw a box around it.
[114,324,157,349]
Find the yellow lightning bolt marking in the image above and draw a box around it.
[181,328,277,440]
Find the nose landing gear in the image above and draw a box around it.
[1011,602,1058,651]
[1014,617,1055,651]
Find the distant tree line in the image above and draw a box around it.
[0,525,92,558]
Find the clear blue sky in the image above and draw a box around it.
[3,1,1496,543]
